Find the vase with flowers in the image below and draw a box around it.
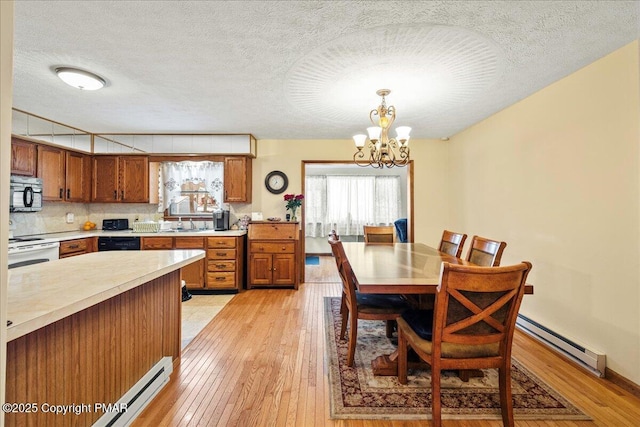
[284,193,304,222]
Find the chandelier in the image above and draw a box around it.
[353,89,411,168]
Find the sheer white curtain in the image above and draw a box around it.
[305,175,400,237]
[160,161,224,213]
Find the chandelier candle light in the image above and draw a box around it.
[284,194,304,222]
[353,89,411,168]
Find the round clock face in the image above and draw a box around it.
[265,170,288,194]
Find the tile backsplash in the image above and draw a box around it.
[10,202,254,237]
[10,203,159,237]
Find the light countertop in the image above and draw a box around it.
[6,249,205,341]
[11,228,247,244]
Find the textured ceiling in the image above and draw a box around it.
[12,0,640,140]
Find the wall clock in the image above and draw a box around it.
[265,170,288,194]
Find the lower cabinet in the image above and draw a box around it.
[141,235,244,292]
[206,236,245,291]
[247,222,299,289]
[59,237,95,258]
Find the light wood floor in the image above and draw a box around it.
[135,264,640,427]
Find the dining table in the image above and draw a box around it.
[341,242,534,375]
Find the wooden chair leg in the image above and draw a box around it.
[431,364,442,427]
[385,319,395,338]
[346,312,358,367]
[339,302,348,340]
[397,327,408,384]
[499,363,515,427]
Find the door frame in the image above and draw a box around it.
[299,160,415,283]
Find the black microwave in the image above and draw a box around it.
[10,176,43,212]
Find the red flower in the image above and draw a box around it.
[284,193,304,211]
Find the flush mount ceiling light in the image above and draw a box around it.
[55,67,106,90]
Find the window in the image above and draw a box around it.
[305,175,401,237]
[159,161,224,216]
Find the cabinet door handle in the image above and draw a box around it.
[215,277,225,281]
[121,190,125,200]
[216,252,226,256]
[215,263,226,268]
[113,190,117,200]
[59,188,63,199]
[67,189,71,199]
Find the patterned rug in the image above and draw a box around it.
[324,297,591,420]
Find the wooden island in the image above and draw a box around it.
[4,250,204,426]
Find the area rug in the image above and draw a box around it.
[324,297,591,420]
[305,255,320,265]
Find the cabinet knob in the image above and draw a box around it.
[281,246,286,251]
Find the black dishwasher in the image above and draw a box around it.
[98,236,141,251]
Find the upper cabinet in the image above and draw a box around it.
[92,155,149,203]
[12,109,92,153]
[37,145,91,202]
[11,137,37,176]
[93,134,257,156]
[224,156,252,203]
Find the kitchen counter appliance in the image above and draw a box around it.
[8,239,59,269]
[98,236,141,251]
[102,218,129,230]
[10,176,43,212]
[214,210,230,231]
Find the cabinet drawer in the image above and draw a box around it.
[248,223,297,240]
[59,239,88,256]
[207,237,236,249]
[250,242,295,253]
[207,248,236,259]
[208,259,236,272]
[142,237,173,250]
[207,272,236,288]
[175,237,204,249]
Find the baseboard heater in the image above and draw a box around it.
[93,357,173,427]
[516,314,605,377]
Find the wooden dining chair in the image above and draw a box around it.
[397,261,532,427]
[363,225,396,243]
[438,230,467,258]
[328,237,409,367]
[465,235,507,266]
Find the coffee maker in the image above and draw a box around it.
[213,209,230,231]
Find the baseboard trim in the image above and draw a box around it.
[605,368,640,398]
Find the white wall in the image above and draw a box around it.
[449,41,640,384]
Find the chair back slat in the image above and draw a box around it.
[434,262,531,351]
[363,225,396,243]
[439,230,467,258]
[465,235,507,266]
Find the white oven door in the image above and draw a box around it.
[8,242,60,269]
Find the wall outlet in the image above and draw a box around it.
[65,212,75,224]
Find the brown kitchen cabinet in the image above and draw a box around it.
[142,236,205,289]
[224,156,252,203]
[207,236,244,291]
[92,155,149,203]
[11,137,36,176]
[176,237,206,289]
[37,145,91,202]
[59,237,95,258]
[247,222,299,289]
